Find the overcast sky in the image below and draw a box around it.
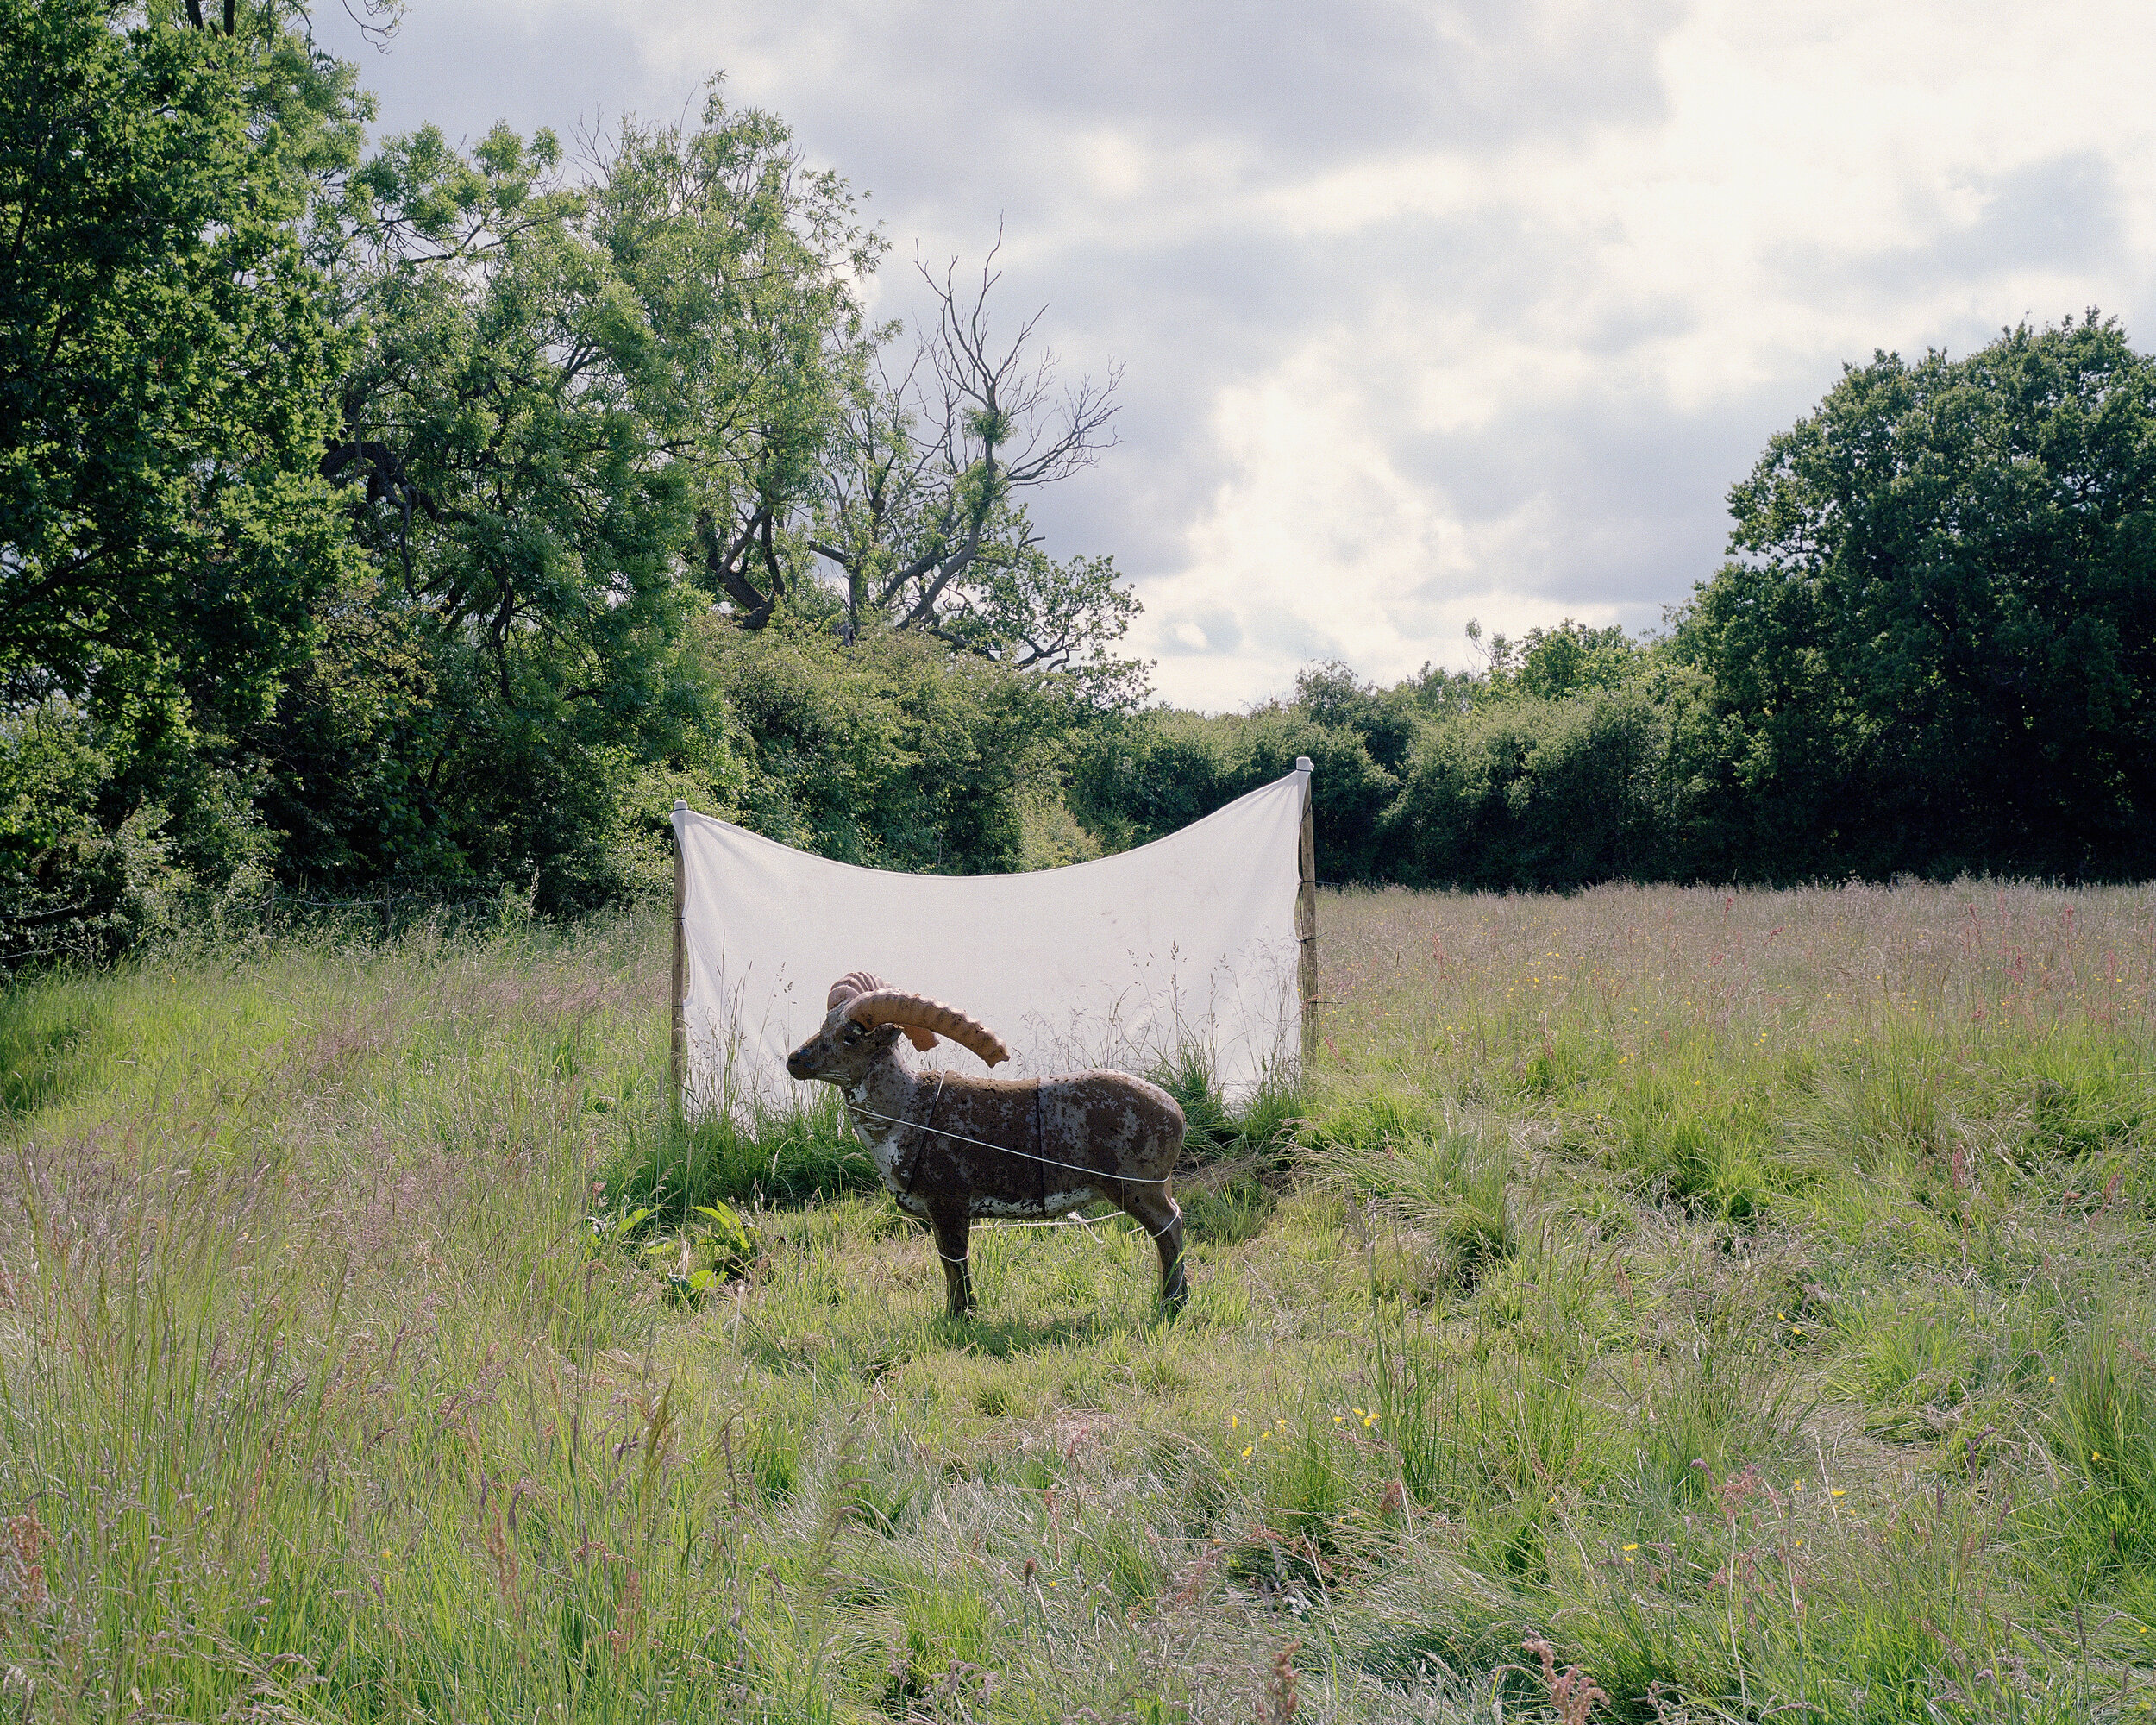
[317,0,2156,709]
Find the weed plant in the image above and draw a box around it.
[0,880,2152,1720]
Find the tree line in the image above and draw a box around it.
[6,0,2154,964]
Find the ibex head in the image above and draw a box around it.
[785,971,1012,1084]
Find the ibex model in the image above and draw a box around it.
[786,972,1188,1318]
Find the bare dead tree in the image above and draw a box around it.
[813,230,1121,642]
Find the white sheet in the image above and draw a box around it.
[674,766,1308,1116]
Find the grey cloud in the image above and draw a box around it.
[1401,384,1804,610]
[1187,608,1246,655]
[705,0,1680,198]
[1188,610,1235,656]
[1934,153,2122,276]
[1767,151,2125,312]
[963,205,1613,570]
[1151,602,1338,681]
[1247,605,1344,665]
[318,0,1689,616]
[1576,295,1701,357]
[329,0,1676,250]
[320,3,662,143]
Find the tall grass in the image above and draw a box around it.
[2,880,2152,1720]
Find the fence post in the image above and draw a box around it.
[671,800,688,1113]
[1295,757,1317,1068]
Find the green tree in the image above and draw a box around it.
[276,95,856,901]
[0,0,355,752]
[1294,662,1418,773]
[1460,618,1639,702]
[929,535,1146,709]
[1680,314,2156,878]
[1066,695,1398,880]
[599,89,880,631]
[1,0,362,949]
[285,91,1146,900]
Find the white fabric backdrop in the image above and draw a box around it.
[674,766,1308,1116]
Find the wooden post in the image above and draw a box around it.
[670,799,688,1113]
[1295,756,1317,1067]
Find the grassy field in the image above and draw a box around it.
[2,881,2153,1722]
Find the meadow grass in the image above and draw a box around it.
[0,880,2152,1722]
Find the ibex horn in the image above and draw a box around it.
[826,971,935,1050]
[845,989,1012,1067]
[826,971,887,1011]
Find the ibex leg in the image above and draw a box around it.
[1113,1186,1188,1312]
[929,1203,974,1319]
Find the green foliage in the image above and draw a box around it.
[705,617,1075,874]
[0,703,160,959]
[0,0,361,953]
[1068,687,1400,877]
[931,537,1149,710]
[1069,649,1706,893]
[0,0,355,742]
[274,106,766,904]
[1678,312,2156,881]
[1476,617,1644,701]
[609,1087,875,1215]
[1382,668,1711,890]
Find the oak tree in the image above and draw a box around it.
[1680,314,2156,876]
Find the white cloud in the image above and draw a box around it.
[320,0,2156,708]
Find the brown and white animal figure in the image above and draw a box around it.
[785,971,1188,1318]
